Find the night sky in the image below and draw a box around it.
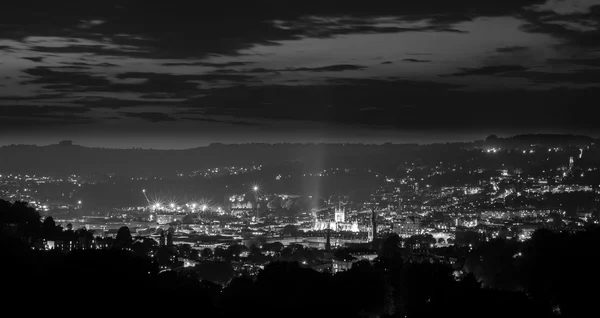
[1,0,599,149]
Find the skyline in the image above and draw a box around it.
[1,0,599,148]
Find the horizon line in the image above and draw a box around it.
[0,133,596,151]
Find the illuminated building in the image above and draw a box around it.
[313,204,358,232]
[569,156,574,169]
[394,215,421,238]
[332,257,357,274]
[334,204,345,223]
[156,214,174,224]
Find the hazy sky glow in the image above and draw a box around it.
[1,0,599,148]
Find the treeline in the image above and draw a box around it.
[463,226,600,317]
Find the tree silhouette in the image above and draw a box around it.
[201,247,213,259]
[115,226,133,248]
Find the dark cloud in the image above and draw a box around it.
[116,72,258,82]
[403,58,431,63]
[520,5,600,49]
[277,17,468,38]
[243,64,367,73]
[287,64,366,72]
[73,97,175,109]
[29,44,152,59]
[1,1,545,59]
[21,67,254,95]
[381,61,393,64]
[547,57,600,67]
[22,66,111,88]
[48,65,92,70]
[138,93,198,100]
[500,69,600,84]
[161,61,255,67]
[496,46,529,53]
[120,112,177,123]
[22,57,44,62]
[0,93,66,101]
[66,62,119,67]
[180,116,264,126]
[442,65,528,76]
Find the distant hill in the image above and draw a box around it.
[0,135,596,176]
[480,134,595,148]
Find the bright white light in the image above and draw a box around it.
[202,205,207,211]
[142,189,146,193]
[78,200,82,205]
[170,203,175,208]
[191,203,197,209]
[253,186,259,191]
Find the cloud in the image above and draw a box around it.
[29,44,152,59]
[403,58,431,63]
[0,93,66,101]
[243,64,367,73]
[381,61,393,64]
[547,57,600,67]
[161,61,255,67]
[22,56,44,62]
[277,17,468,38]
[520,4,600,48]
[22,66,111,89]
[65,62,119,67]
[48,65,92,70]
[287,64,366,72]
[1,1,546,59]
[442,65,528,76]
[500,68,600,84]
[21,67,255,95]
[73,97,175,109]
[495,46,529,53]
[180,116,264,126]
[116,71,258,82]
[120,112,177,122]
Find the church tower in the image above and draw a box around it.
[334,203,345,223]
[159,229,166,247]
